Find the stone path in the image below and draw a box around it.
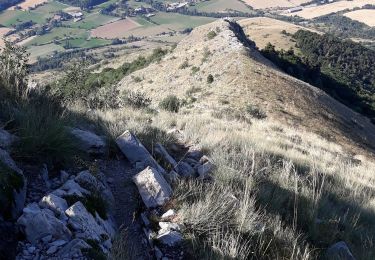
[101,158,153,260]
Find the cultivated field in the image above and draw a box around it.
[285,0,372,19]
[8,0,48,10]
[91,18,141,39]
[344,9,375,26]
[239,17,317,50]
[243,0,310,9]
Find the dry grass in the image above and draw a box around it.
[84,102,375,259]
[344,9,375,27]
[91,18,141,39]
[239,17,319,50]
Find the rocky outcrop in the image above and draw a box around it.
[70,128,107,156]
[17,203,72,244]
[16,170,116,259]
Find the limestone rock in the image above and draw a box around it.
[158,222,182,233]
[161,209,176,220]
[17,203,71,244]
[326,241,356,260]
[133,167,172,208]
[155,143,177,168]
[65,201,108,242]
[70,128,107,155]
[39,194,68,218]
[58,179,90,197]
[116,130,166,174]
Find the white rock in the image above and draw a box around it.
[39,194,68,217]
[156,230,183,246]
[116,131,166,174]
[49,239,67,247]
[158,222,182,232]
[17,203,71,244]
[133,167,172,208]
[70,128,107,155]
[65,201,108,241]
[161,209,176,220]
[155,143,177,167]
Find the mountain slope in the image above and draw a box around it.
[118,19,375,156]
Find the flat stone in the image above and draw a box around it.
[158,222,182,232]
[49,240,67,247]
[116,131,166,174]
[133,167,172,208]
[60,180,90,197]
[41,235,52,244]
[46,245,58,255]
[197,161,214,179]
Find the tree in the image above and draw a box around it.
[0,40,29,99]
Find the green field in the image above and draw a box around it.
[0,10,53,26]
[26,27,87,46]
[150,12,216,31]
[66,13,119,29]
[63,37,111,48]
[28,43,65,60]
[189,0,253,13]
[33,1,69,13]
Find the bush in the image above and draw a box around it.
[246,104,267,119]
[124,91,151,109]
[179,59,189,69]
[159,95,180,113]
[207,31,217,40]
[207,74,214,84]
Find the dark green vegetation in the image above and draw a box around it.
[0,161,24,220]
[313,14,375,40]
[54,48,168,103]
[262,30,375,122]
[159,95,180,113]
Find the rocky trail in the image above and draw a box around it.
[101,158,153,260]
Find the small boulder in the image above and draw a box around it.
[161,209,176,220]
[65,201,108,242]
[60,171,69,184]
[158,222,182,233]
[175,162,196,178]
[326,241,355,260]
[156,230,183,247]
[70,128,107,155]
[116,131,166,174]
[59,179,90,197]
[133,167,172,208]
[197,161,214,179]
[39,194,68,218]
[17,203,71,244]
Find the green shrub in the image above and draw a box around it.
[207,31,217,40]
[207,74,214,84]
[159,95,180,113]
[191,66,200,74]
[179,59,189,69]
